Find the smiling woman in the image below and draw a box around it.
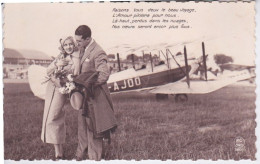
[62,40,74,55]
[39,36,81,160]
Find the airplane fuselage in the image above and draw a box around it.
[108,66,191,93]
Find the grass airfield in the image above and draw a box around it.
[3,82,256,160]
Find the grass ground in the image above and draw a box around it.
[3,83,256,160]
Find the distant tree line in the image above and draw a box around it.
[214,54,233,65]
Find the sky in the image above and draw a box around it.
[3,1,256,65]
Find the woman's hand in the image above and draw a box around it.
[55,59,69,67]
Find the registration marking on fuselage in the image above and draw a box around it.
[108,77,141,92]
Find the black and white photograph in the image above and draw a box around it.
[2,0,258,162]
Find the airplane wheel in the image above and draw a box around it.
[156,94,169,101]
[175,94,188,102]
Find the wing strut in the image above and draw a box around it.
[117,53,121,72]
[150,52,154,72]
[160,50,169,69]
[184,46,190,88]
[131,54,135,69]
[167,49,186,75]
[202,42,207,81]
[142,51,145,62]
[166,49,169,69]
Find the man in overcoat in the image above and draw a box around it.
[74,25,117,160]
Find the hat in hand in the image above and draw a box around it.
[70,91,84,110]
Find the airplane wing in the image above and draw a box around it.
[28,65,48,99]
[108,68,137,83]
[150,70,254,94]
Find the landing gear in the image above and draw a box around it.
[175,94,188,102]
[155,94,188,102]
[155,94,169,101]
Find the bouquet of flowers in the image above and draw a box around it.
[58,74,77,94]
[42,65,78,95]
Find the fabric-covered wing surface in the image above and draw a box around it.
[28,65,48,99]
[150,70,253,94]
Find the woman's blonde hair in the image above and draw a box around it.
[58,36,79,54]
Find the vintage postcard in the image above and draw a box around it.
[1,0,258,163]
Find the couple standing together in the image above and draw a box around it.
[41,25,117,160]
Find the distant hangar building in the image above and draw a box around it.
[3,48,53,79]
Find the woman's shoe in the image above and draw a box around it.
[55,155,65,161]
